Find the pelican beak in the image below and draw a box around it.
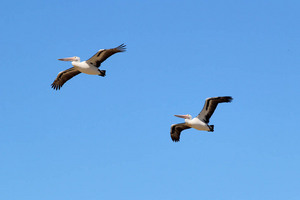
[174,114,190,119]
[58,57,76,61]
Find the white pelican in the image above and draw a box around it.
[51,44,126,90]
[170,96,233,142]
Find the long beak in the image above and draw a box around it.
[174,114,190,119]
[58,57,76,61]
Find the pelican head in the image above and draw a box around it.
[174,114,192,120]
[58,56,80,62]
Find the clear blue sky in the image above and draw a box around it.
[1,0,299,199]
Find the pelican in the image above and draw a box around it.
[170,96,233,142]
[51,44,126,90]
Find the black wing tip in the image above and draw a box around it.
[117,43,126,51]
[170,124,180,142]
[51,83,61,90]
[209,96,233,102]
[171,133,180,142]
[223,96,233,102]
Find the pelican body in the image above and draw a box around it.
[51,44,126,90]
[170,96,233,142]
[175,114,212,131]
[58,57,106,75]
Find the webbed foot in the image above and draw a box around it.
[98,70,106,77]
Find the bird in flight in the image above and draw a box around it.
[51,44,126,90]
[170,96,233,142]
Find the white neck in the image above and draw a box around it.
[71,60,80,65]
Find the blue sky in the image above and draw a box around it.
[1,0,299,199]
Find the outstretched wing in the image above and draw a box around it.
[87,44,126,68]
[170,123,191,142]
[51,67,81,90]
[197,96,233,123]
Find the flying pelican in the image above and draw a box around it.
[51,44,126,90]
[170,96,233,142]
